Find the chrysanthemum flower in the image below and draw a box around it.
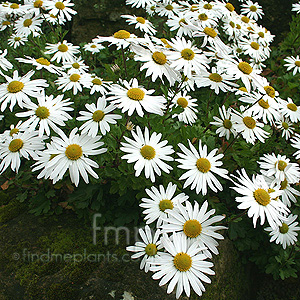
[176,140,228,195]
[122,15,156,35]
[284,55,300,75]
[278,97,300,123]
[277,178,300,207]
[126,225,162,272]
[83,42,104,54]
[120,126,174,182]
[44,40,80,63]
[291,134,300,160]
[265,214,300,249]
[230,169,289,229]
[107,78,166,117]
[0,130,45,174]
[44,0,77,21]
[126,0,155,9]
[150,232,214,299]
[155,1,181,18]
[240,0,264,20]
[86,75,112,95]
[14,13,43,37]
[61,57,89,74]
[258,153,300,184]
[0,70,48,111]
[16,56,62,74]
[275,118,294,140]
[162,201,226,258]
[140,182,189,227]
[41,128,107,186]
[77,96,122,137]
[15,93,73,137]
[0,49,13,71]
[166,13,194,38]
[7,33,28,48]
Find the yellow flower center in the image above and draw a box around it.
[190,5,198,12]
[209,73,222,82]
[65,144,82,160]
[136,17,145,24]
[173,252,192,272]
[35,106,50,119]
[239,87,248,92]
[10,3,19,9]
[159,199,174,212]
[69,74,81,82]
[140,145,156,160]
[282,122,289,130]
[10,128,19,136]
[264,86,275,98]
[161,38,171,48]
[34,0,43,8]
[7,81,24,93]
[145,243,157,256]
[280,179,288,190]
[165,4,173,10]
[23,19,32,27]
[258,31,265,38]
[92,110,105,122]
[250,42,259,50]
[92,78,102,85]
[277,160,287,171]
[55,1,65,10]
[183,219,202,238]
[279,223,289,234]
[127,88,145,101]
[250,5,257,12]
[50,14,57,18]
[241,16,250,23]
[152,51,167,65]
[113,30,131,39]
[72,62,80,69]
[237,48,243,54]
[181,48,195,60]
[253,188,270,206]
[238,62,253,74]
[91,45,97,48]
[179,18,187,25]
[258,99,270,109]
[3,21,11,26]
[287,103,297,112]
[243,116,256,129]
[230,21,235,28]
[236,24,241,29]
[196,158,211,173]
[203,3,213,9]
[295,61,300,67]
[223,119,232,129]
[177,97,188,108]
[9,139,23,152]
[14,37,21,41]
[58,44,68,52]
[36,57,51,66]
[204,27,217,38]
[198,13,208,21]
[225,3,235,11]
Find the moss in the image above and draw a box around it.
[0,199,26,223]
[46,283,78,300]
[0,191,9,206]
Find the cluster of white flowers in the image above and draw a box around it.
[0,0,299,298]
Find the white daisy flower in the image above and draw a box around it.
[44,0,77,22]
[278,97,300,123]
[16,56,62,75]
[150,232,214,299]
[162,200,226,259]
[0,130,44,174]
[166,36,209,78]
[77,96,122,137]
[55,71,91,95]
[275,118,294,140]
[42,128,107,186]
[277,178,300,207]
[210,106,237,140]
[98,30,138,50]
[265,214,300,249]
[2,2,27,16]
[292,2,300,14]
[131,37,180,85]
[231,109,269,144]
[155,1,181,18]
[240,0,264,20]
[15,93,73,137]
[166,13,194,38]
[122,15,156,35]
[107,78,166,117]
[61,57,89,74]
[126,0,155,9]
[126,225,162,273]
[140,182,189,227]
[176,139,228,195]
[284,55,300,75]
[86,75,112,95]
[239,38,267,61]
[83,42,104,54]
[44,40,80,63]
[23,0,46,16]
[291,134,300,160]
[170,91,198,125]
[14,13,43,37]
[0,70,48,111]
[7,33,28,48]
[120,126,174,182]
[258,153,300,184]
[230,169,289,229]
[0,19,12,31]
[0,49,13,71]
